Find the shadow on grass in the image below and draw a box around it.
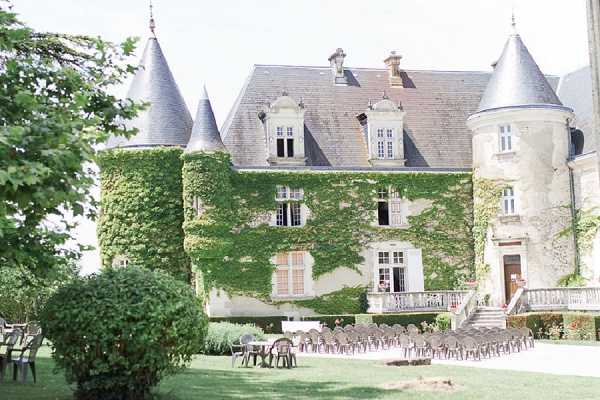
[158,366,394,400]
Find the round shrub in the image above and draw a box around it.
[41,267,207,400]
[203,322,264,355]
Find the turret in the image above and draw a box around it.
[467,25,575,306]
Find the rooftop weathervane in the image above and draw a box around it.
[149,0,156,37]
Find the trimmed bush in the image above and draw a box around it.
[507,313,563,339]
[563,313,596,341]
[435,313,451,331]
[209,316,286,334]
[203,322,265,355]
[302,315,356,328]
[41,267,206,400]
[355,314,373,325]
[507,315,527,329]
[595,316,600,340]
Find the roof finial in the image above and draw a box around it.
[149,0,156,37]
[511,6,517,34]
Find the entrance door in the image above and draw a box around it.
[503,255,522,303]
[392,267,406,293]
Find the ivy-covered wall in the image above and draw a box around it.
[97,148,190,281]
[182,152,475,310]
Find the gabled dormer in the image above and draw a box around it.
[259,93,306,166]
[359,96,406,167]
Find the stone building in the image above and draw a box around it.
[98,21,600,318]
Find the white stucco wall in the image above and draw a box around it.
[468,107,577,305]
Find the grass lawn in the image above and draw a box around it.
[3,345,600,400]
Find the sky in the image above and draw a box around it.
[12,0,592,274]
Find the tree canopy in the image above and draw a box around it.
[0,3,141,274]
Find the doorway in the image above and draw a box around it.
[503,255,522,303]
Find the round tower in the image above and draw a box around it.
[467,28,575,306]
[181,86,232,301]
[97,26,192,281]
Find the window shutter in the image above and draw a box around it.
[390,199,402,225]
[405,249,424,292]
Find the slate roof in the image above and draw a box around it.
[186,86,227,153]
[222,65,499,168]
[557,66,595,154]
[476,33,565,113]
[106,37,192,149]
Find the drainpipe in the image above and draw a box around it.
[566,118,581,276]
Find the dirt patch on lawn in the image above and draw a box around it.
[382,376,460,392]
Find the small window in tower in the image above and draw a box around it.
[499,124,513,152]
[502,187,516,215]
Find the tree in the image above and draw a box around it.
[0,3,142,275]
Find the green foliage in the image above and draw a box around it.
[290,286,368,315]
[0,263,78,323]
[558,208,600,274]
[203,322,265,355]
[354,314,373,325]
[0,6,141,273]
[97,148,190,281]
[435,313,451,331]
[40,267,206,400]
[472,177,503,283]
[183,153,474,310]
[208,316,287,334]
[301,315,356,328]
[508,313,564,339]
[556,273,587,287]
[563,313,596,341]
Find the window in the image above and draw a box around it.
[499,124,512,152]
[275,186,303,227]
[377,187,403,226]
[192,196,204,218]
[375,128,395,159]
[502,187,516,215]
[274,251,306,296]
[276,126,295,157]
[112,255,129,268]
[377,250,406,293]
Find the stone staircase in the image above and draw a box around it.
[462,307,507,329]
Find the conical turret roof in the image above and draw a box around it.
[186,86,227,153]
[476,33,564,113]
[106,37,192,148]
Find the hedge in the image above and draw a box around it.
[209,316,287,334]
[563,313,596,341]
[302,315,356,328]
[371,312,440,327]
[507,312,600,341]
[203,322,265,355]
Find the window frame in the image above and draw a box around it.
[376,250,406,293]
[499,124,513,153]
[374,127,395,159]
[501,187,516,215]
[377,187,404,227]
[275,186,304,227]
[273,251,307,297]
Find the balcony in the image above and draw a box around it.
[507,287,600,314]
[367,290,469,313]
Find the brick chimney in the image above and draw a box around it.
[384,51,403,87]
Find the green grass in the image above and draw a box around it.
[3,345,600,400]
[538,339,600,347]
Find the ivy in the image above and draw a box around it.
[183,152,475,310]
[472,177,503,282]
[558,207,600,277]
[97,148,190,281]
[286,286,368,315]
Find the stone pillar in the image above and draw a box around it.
[587,0,600,180]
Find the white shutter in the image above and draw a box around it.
[390,199,402,226]
[406,248,424,292]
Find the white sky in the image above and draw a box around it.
[13,0,592,274]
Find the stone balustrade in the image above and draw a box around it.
[367,290,468,313]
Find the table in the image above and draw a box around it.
[248,341,274,368]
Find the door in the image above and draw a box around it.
[392,267,406,293]
[503,255,522,303]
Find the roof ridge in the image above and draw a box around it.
[253,63,493,75]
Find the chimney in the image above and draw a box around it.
[384,51,403,87]
[328,48,348,85]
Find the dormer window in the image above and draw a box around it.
[261,94,306,166]
[362,97,406,166]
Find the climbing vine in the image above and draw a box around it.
[281,286,368,315]
[183,152,475,310]
[472,177,503,282]
[97,148,190,281]
[558,207,600,278]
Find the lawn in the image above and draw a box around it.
[3,345,600,400]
